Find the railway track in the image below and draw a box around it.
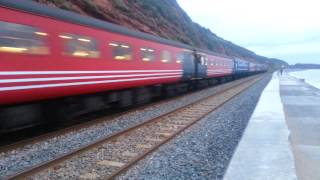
[0,76,251,153]
[2,74,264,179]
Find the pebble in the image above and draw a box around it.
[116,75,271,180]
[0,77,254,178]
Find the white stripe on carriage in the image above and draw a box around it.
[0,75,182,91]
[207,69,230,71]
[207,72,230,74]
[208,71,230,72]
[0,72,183,83]
[207,69,231,70]
[207,71,229,73]
[208,71,231,73]
[0,70,183,75]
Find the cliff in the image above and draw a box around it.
[291,63,320,69]
[32,0,287,68]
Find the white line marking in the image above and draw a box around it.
[0,73,182,83]
[0,70,182,75]
[0,75,181,91]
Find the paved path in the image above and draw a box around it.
[224,73,297,180]
[280,74,320,180]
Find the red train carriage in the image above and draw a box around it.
[0,0,265,131]
[0,3,187,105]
[0,1,239,105]
[207,55,234,78]
[191,51,234,80]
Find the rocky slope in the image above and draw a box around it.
[32,0,287,68]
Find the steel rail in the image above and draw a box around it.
[6,74,264,180]
[107,75,263,179]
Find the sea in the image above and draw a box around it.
[290,69,320,89]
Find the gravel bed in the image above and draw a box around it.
[30,79,252,179]
[31,125,162,179]
[0,77,255,178]
[117,74,272,180]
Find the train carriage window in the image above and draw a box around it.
[200,56,207,65]
[140,48,155,62]
[176,52,184,64]
[200,56,204,65]
[205,57,208,65]
[210,59,214,66]
[109,42,132,60]
[161,50,171,63]
[0,21,49,55]
[60,34,99,58]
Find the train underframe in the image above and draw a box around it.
[0,72,259,133]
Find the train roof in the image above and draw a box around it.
[0,0,231,59]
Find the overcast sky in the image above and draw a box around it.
[177,0,320,65]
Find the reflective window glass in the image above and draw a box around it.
[0,21,49,55]
[60,34,99,58]
[176,52,184,64]
[200,56,207,65]
[210,59,214,66]
[109,42,132,60]
[141,48,155,62]
[161,50,171,63]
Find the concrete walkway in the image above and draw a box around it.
[224,74,297,180]
[280,74,320,180]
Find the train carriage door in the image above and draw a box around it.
[194,52,208,79]
[182,51,196,80]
